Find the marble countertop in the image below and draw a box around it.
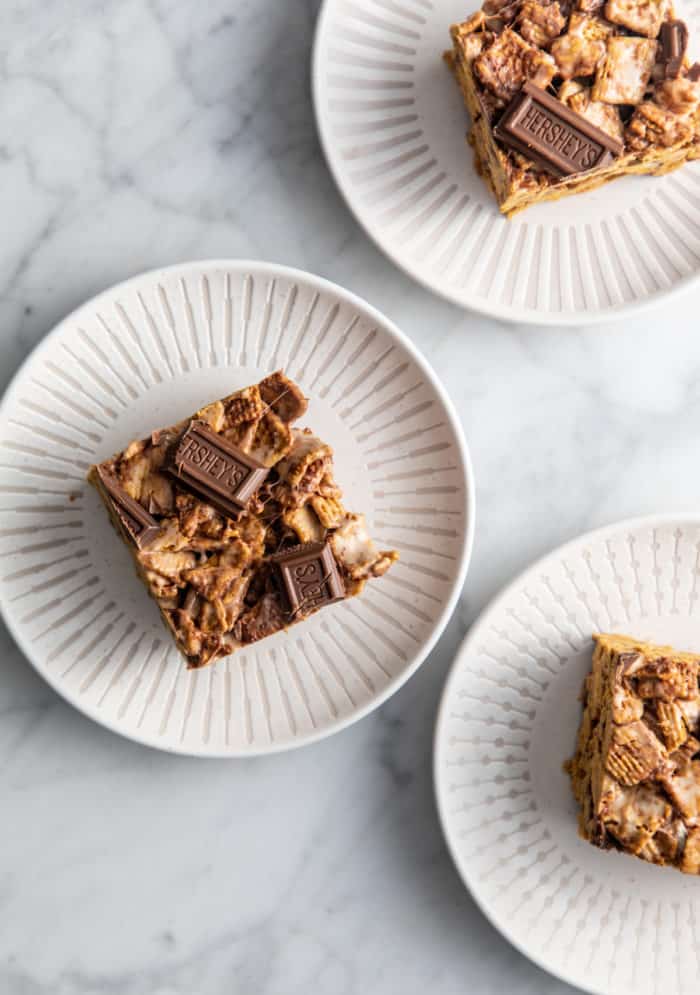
[2,2,699,993]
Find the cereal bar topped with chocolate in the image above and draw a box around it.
[568,633,700,874]
[446,1,700,216]
[89,372,398,668]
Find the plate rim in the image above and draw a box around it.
[311,0,700,327]
[0,257,476,758]
[433,510,700,995]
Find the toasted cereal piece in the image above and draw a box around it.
[593,36,657,103]
[682,828,700,873]
[449,14,493,70]
[560,82,625,142]
[604,0,667,38]
[473,28,557,100]
[656,700,690,752]
[569,11,615,40]
[605,719,667,785]
[577,0,606,11]
[517,0,566,47]
[552,14,612,78]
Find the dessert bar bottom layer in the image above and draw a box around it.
[449,53,699,218]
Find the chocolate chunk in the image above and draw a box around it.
[689,63,700,82]
[476,87,499,125]
[169,420,269,519]
[95,467,160,549]
[493,81,623,178]
[660,20,688,79]
[271,542,345,618]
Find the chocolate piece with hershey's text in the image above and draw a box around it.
[271,541,345,618]
[169,420,269,519]
[494,82,623,178]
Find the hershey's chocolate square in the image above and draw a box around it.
[494,82,623,178]
[271,542,345,618]
[169,420,269,518]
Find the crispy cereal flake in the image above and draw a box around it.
[593,36,657,104]
[604,0,667,38]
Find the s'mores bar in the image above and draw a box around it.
[89,372,398,668]
[568,633,700,874]
[446,2,700,216]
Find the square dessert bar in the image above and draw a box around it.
[447,1,700,216]
[568,633,700,874]
[89,372,398,668]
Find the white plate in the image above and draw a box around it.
[313,0,700,324]
[435,514,700,995]
[0,260,474,757]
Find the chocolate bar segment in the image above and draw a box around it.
[660,20,688,79]
[95,466,160,549]
[493,82,624,178]
[169,420,268,519]
[271,542,345,618]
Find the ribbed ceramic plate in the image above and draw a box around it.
[435,515,700,995]
[313,0,700,324]
[0,260,474,756]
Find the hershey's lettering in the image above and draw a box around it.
[518,104,601,171]
[169,420,269,518]
[292,560,329,610]
[272,542,345,617]
[494,82,622,178]
[178,437,247,488]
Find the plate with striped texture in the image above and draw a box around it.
[313,0,700,324]
[0,260,474,756]
[435,514,700,995]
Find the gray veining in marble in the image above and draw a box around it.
[1,2,699,993]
